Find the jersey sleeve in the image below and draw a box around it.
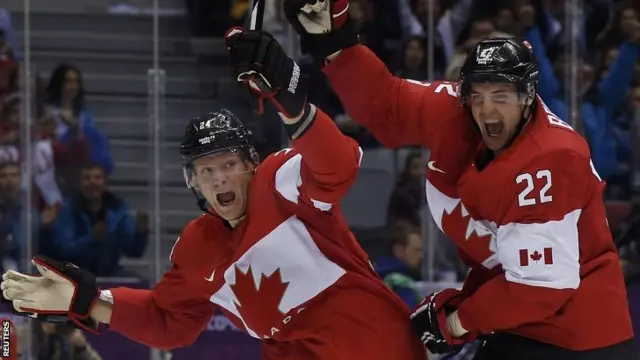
[455,148,594,333]
[273,105,362,211]
[322,44,474,149]
[107,224,215,349]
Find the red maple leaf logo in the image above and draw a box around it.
[441,202,493,263]
[229,266,289,338]
[530,251,542,262]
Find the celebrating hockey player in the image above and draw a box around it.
[0,28,427,360]
[283,0,638,359]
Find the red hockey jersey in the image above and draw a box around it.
[105,108,427,360]
[323,44,634,350]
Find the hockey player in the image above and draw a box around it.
[0,29,427,360]
[282,0,638,359]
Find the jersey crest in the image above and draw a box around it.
[230,266,290,338]
[209,216,346,339]
[426,180,499,268]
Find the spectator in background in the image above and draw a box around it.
[599,3,637,52]
[45,64,113,185]
[0,29,14,66]
[387,151,425,227]
[493,6,521,35]
[0,162,43,272]
[0,42,16,105]
[0,162,23,272]
[608,85,640,199]
[0,96,63,210]
[37,323,102,360]
[375,225,423,308]
[39,110,92,197]
[394,36,428,81]
[400,0,473,74]
[443,13,518,81]
[40,163,148,277]
[350,0,397,64]
[525,2,640,181]
[0,9,19,60]
[0,93,18,144]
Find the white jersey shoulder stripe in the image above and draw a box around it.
[274,147,363,211]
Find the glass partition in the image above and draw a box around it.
[13,1,156,357]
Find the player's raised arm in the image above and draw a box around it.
[282,0,467,149]
[225,28,362,205]
[293,108,362,204]
[0,225,214,350]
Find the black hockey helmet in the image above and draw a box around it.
[180,109,259,212]
[458,37,539,107]
[180,109,258,165]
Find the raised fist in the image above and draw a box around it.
[283,0,349,35]
[225,28,308,119]
[283,0,358,60]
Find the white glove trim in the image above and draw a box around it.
[333,4,349,18]
[99,290,114,305]
[446,311,469,337]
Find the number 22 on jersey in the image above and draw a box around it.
[514,101,604,207]
[516,170,552,207]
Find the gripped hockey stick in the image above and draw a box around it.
[244,0,271,111]
[247,0,266,31]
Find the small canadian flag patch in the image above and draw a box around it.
[519,248,553,266]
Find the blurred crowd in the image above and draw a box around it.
[1,9,151,357]
[2,0,640,358]
[0,9,149,278]
[0,45,148,278]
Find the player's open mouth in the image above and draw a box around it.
[483,120,504,137]
[216,192,236,206]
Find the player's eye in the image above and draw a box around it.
[224,161,237,168]
[492,94,508,102]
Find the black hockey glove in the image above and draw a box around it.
[1,255,100,334]
[411,288,478,354]
[283,0,359,61]
[225,28,307,119]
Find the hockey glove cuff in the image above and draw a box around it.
[225,28,308,119]
[1,255,100,334]
[283,0,359,61]
[410,288,478,354]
